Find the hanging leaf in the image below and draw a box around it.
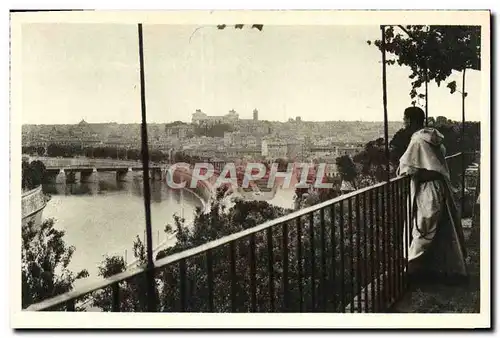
[235,24,244,29]
[367,26,480,99]
[464,92,468,98]
[447,81,457,94]
[367,40,372,46]
[418,93,426,99]
[252,24,263,31]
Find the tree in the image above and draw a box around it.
[90,187,294,312]
[335,155,358,189]
[22,218,89,309]
[368,25,480,104]
[22,159,47,190]
[91,236,149,312]
[352,120,480,187]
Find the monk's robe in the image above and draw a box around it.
[398,128,467,278]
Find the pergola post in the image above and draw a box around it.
[380,25,391,182]
[138,23,157,312]
[461,68,467,214]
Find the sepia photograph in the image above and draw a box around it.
[9,9,490,329]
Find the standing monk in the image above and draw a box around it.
[397,107,467,282]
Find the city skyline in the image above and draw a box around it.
[21,24,482,125]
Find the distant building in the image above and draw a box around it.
[286,141,302,160]
[165,123,192,139]
[191,109,240,126]
[253,109,259,121]
[264,141,287,159]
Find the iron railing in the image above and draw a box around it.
[26,174,413,313]
[24,152,476,313]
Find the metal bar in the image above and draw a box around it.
[206,250,214,312]
[267,227,275,312]
[425,66,429,126]
[461,68,467,214]
[348,198,354,313]
[309,212,316,311]
[387,184,396,305]
[393,181,399,300]
[401,179,406,290]
[137,23,156,312]
[249,234,257,312]
[179,259,187,312]
[111,283,120,312]
[398,179,404,295]
[375,186,382,311]
[382,184,392,309]
[362,191,369,312]
[369,188,376,312]
[355,195,362,312]
[66,299,75,312]
[330,204,337,311]
[380,25,391,182]
[282,222,290,312]
[394,181,399,300]
[230,242,237,312]
[339,200,345,312]
[382,185,388,308]
[296,217,303,311]
[406,177,411,290]
[320,208,327,312]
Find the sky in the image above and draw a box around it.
[20,24,482,124]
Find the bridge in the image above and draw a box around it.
[27,156,202,184]
[28,156,165,184]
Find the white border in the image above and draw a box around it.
[7,8,491,329]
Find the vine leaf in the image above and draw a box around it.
[447,81,457,94]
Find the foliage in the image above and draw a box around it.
[87,180,407,313]
[90,237,150,312]
[40,143,174,163]
[217,24,263,31]
[22,159,46,190]
[353,137,394,182]
[352,120,480,185]
[47,143,83,158]
[22,146,46,156]
[165,121,188,128]
[22,218,89,309]
[89,187,297,312]
[173,151,202,164]
[368,25,480,103]
[335,155,358,188]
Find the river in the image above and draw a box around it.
[41,173,297,286]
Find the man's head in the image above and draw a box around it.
[403,106,425,130]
